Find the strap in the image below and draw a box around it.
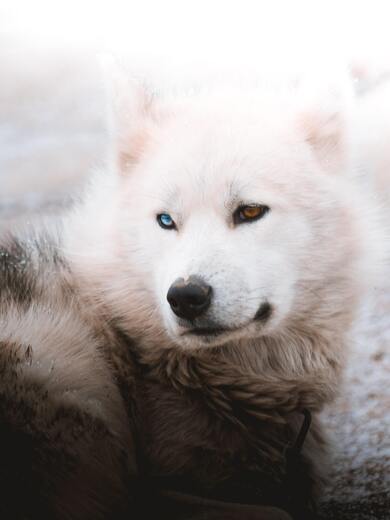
[291,409,312,455]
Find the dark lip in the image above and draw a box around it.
[254,302,272,321]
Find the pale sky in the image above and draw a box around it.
[1,0,390,72]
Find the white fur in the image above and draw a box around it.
[65,74,387,359]
[61,69,390,505]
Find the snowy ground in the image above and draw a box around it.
[0,42,389,520]
[319,291,390,519]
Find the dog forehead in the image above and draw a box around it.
[127,94,327,212]
[155,116,292,174]
[153,140,310,209]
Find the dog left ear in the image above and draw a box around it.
[101,55,160,174]
[297,78,354,175]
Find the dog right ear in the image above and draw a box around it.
[101,55,160,175]
[295,71,354,176]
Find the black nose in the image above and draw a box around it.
[167,276,212,320]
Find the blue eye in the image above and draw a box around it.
[157,213,176,230]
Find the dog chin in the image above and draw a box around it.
[168,322,262,350]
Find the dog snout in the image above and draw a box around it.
[167,276,212,320]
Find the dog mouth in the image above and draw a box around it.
[180,302,273,339]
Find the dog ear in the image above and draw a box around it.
[297,75,354,175]
[101,55,159,174]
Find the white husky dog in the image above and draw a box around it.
[61,65,386,518]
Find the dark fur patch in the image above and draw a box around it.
[0,237,38,306]
[0,231,73,308]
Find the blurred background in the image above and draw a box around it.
[0,1,389,518]
[1,0,390,210]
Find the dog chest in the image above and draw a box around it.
[134,375,286,492]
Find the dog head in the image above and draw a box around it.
[72,66,385,351]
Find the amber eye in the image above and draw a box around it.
[233,204,269,225]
